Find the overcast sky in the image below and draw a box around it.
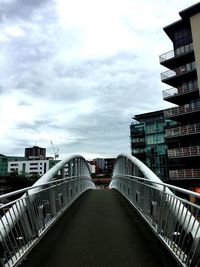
[0,0,198,160]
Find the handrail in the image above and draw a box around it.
[168,145,200,158]
[159,43,193,63]
[114,174,200,199]
[161,61,196,81]
[169,169,200,180]
[166,123,200,138]
[164,100,200,118]
[110,154,200,267]
[0,155,95,267]
[162,86,198,99]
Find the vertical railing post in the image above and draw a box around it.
[18,199,33,239]
[61,167,65,178]
[157,185,167,235]
[48,188,57,217]
[25,192,39,237]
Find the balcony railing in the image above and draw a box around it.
[159,43,193,63]
[132,149,146,155]
[164,100,200,118]
[162,85,198,99]
[168,145,200,158]
[166,123,200,138]
[169,168,200,180]
[161,61,196,81]
[163,87,178,98]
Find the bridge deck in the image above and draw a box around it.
[21,189,178,267]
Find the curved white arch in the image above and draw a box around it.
[110,154,200,265]
[0,155,95,242]
[110,153,168,191]
[29,155,92,194]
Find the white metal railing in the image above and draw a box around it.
[159,43,193,63]
[166,123,200,138]
[109,154,200,267]
[168,146,200,158]
[0,155,95,267]
[162,86,198,99]
[164,100,200,118]
[160,50,175,62]
[169,169,200,180]
[161,61,196,81]
[163,87,178,98]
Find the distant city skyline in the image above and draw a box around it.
[0,0,198,160]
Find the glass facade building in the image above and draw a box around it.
[130,110,174,181]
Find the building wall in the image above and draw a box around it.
[130,112,173,181]
[160,3,200,188]
[8,159,59,176]
[0,155,27,176]
[25,146,46,158]
[190,13,200,91]
[104,158,115,175]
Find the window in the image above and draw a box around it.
[30,162,38,166]
[174,27,192,48]
[29,167,38,170]
[10,168,18,171]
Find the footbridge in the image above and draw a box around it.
[0,155,199,267]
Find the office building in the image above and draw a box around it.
[130,110,174,181]
[8,159,59,177]
[0,154,27,176]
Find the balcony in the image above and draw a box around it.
[132,148,146,159]
[131,141,146,148]
[166,123,200,138]
[164,100,200,121]
[169,168,200,180]
[161,62,196,87]
[168,145,200,158]
[130,128,145,137]
[162,85,199,105]
[159,43,194,69]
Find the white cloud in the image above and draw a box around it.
[4,25,25,37]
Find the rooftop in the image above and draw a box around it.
[163,2,200,40]
[132,109,164,122]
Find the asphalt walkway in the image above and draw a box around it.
[21,189,179,267]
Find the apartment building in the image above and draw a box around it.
[160,2,200,189]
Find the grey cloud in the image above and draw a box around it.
[16,119,53,131]
[18,100,32,106]
[0,0,169,158]
[0,0,53,20]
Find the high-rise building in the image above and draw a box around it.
[130,110,174,181]
[25,146,46,159]
[160,3,200,189]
